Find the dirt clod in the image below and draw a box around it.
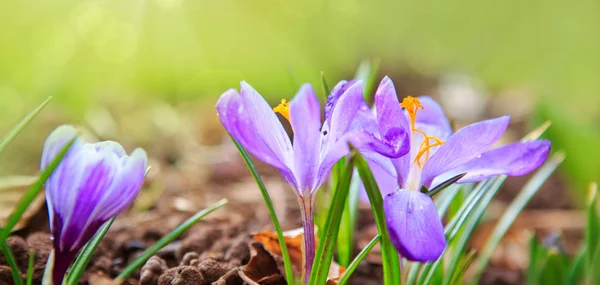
[140,256,168,285]
[173,266,205,285]
[196,259,236,283]
[180,252,200,266]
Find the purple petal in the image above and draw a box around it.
[350,129,410,159]
[290,84,321,192]
[92,147,148,220]
[322,80,365,142]
[431,140,551,186]
[421,116,510,188]
[375,77,411,141]
[414,96,453,140]
[216,83,297,188]
[374,77,411,185]
[360,160,399,202]
[349,104,378,133]
[42,128,148,284]
[384,190,446,262]
[50,144,146,251]
[41,125,82,170]
[315,81,365,190]
[324,80,357,122]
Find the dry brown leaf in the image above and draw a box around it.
[0,175,45,232]
[325,261,346,284]
[214,242,286,285]
[252,230,304,274]
[252,229,346,283]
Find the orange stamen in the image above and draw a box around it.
[400,96,445,167]
[400,96,424,131]
[273,99,291,123]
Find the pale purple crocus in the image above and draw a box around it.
[41,125,148,284]
[216,80,401,281]
[360,77,551,262]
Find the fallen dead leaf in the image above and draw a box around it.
[215,242,286,285]
[252,229,305,274]
[239,242,286,285]
[252,229,345,284]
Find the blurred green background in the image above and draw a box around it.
[0,0,598,201]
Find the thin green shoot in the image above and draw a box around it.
[426,173,466,197]
[27,249,35,285]
[1,137,76,239]
[354,59,381,101]
[230,137,295,284]
[66,218,116,284]
[338,234,381,285]
[0,238,24,285]
[0,96,52,154]
[354,153,401,285]
[310,155,354,285]
[338,171,360,267]
[321,71,331,99]
[469,152,564,284]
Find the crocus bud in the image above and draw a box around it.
[41,125,148,284]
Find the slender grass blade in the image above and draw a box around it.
[469,152,564,284]
[338,234,380,285]
[354,153,401,285]
[310,156,353,285]
[0,96,52,154]
[0,238,24,285]
[354,59,381,101]
[26,249,34,285]
[337,171,360,267]
[1,137,76,238]
[230,137,295,284]
[65,218,115,285]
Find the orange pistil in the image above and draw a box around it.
[273,99,291,123]
[400,96,445,168]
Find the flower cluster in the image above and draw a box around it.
[358,77,550,261]
[216,76,550,268]
[41,125,148,284]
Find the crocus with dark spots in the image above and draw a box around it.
[41,125,148,284]
[359,77,551,262]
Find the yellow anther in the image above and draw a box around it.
[273,99,291,123]
[401,96,444,167]
[400,96,424,131]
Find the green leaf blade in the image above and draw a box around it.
[354,153,401,285]
[310,155,353,285]
[230,137,295,285]
[469,152,564,284]
[66,218,116,285]
[0,137,76,239]
[338,234,380,285]
[0,96,52,154]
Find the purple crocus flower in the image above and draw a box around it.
[216,80,389,280]
[360,77,551,262]
[41,125,148,284]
